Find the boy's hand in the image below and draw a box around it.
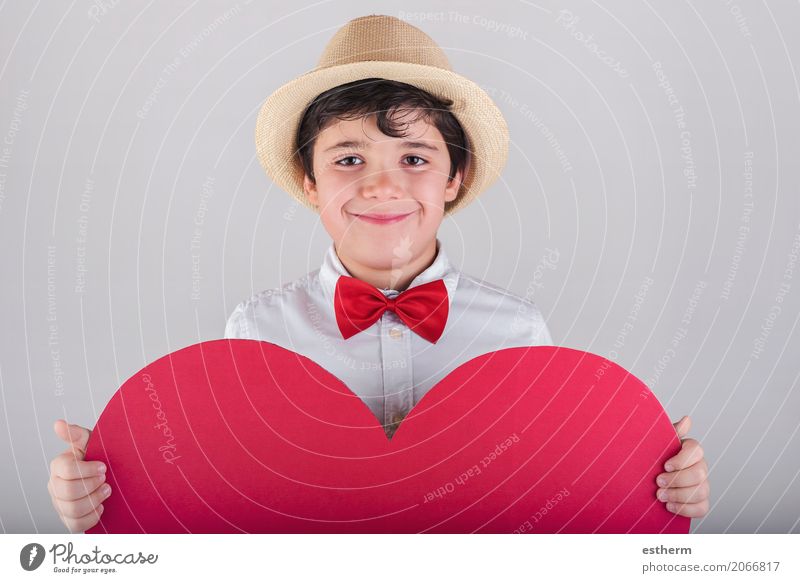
[656,415,710,518]
[48,419,110,533]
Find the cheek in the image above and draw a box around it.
[418,195,447,220]
[319,206,346,235]
[313,176,348,214]
[317,167,351,190]
[318,198,355,242]
[414,173,451,205]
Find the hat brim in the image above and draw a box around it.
[255,61,509,216]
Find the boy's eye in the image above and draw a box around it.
[333,155,428,167]
[334,155,363,166]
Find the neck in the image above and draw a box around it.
[336,239,438,291]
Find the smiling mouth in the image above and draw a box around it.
[349,211,417,225]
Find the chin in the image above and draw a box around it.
[338,230,434,266]
[350,248,403,271]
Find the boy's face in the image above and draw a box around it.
[303,112,462,278]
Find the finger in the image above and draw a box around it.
[62,504,105,534]
[657,481,709,505]
[54,419,92,454]
[53,481,111,519]
[53,419,92,454]
[49,473,107,501]
[664,438,703,472]
[50,453,106,480]
[59,442,87,464]
[657,459,708,489]
[672,415,691,439]
[665,500,709,518]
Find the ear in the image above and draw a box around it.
[303,173,319,207]
[444,165,466,203]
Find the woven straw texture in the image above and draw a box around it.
[254,15,509,215]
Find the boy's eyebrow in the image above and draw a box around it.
[323,140,440,153]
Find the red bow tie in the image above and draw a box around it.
[334,276,449,344]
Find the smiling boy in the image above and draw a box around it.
[305,110,456,292]
[48,15,708,533]
[225,77,553,439]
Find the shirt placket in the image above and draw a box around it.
[379,296,414,438]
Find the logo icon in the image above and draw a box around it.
[20,543,46,571]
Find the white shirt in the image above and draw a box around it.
[224,239,552,437]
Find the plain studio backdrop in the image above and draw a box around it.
[0,0,798,534]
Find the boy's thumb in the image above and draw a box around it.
[672,415,691,438]
[54,419,92,452]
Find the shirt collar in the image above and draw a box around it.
[319,237,459,306]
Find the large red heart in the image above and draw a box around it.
[84,340,688,534]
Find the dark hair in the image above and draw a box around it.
[296,78,470,197]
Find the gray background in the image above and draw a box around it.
[1,0,798,534]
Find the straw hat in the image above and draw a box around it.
[254,14,509,216]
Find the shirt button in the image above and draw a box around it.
[389,327,403,339]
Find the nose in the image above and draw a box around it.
[359,168,402,202]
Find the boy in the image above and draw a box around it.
[48,15,709,533]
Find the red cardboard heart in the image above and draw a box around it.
[84,340,688,534]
